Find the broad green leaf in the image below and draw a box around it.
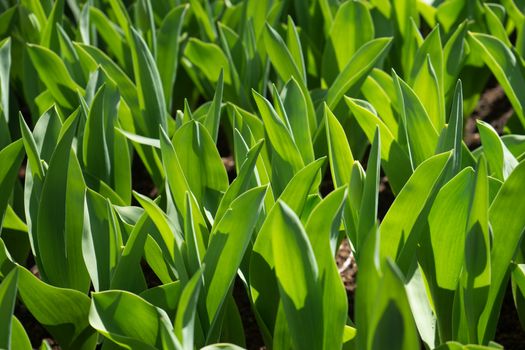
[512,264,525,330]
[140,281,182,321]
[17,266,96,350]
[322,0,374,84]
[325,105,354,188]
[39,0,64,51]
[326,38,393,109]
[443,22,468,94]
[439,81,464,174]
[188,0,217,41]
[157,5,188,110]
[82,189,122,291]
[89,7,129,69]
[346,97,411,194]
[184,39,231,85]
[250,159,325,343]
[305,188,348,350]
[412,55,444,131]
[459,156,490,343]
[263,23,304,85]
[204,70,224,143]
[130,27,167,137]
[368,260,420,350]
[204,187,266,331]
[395,73,439,168]
[0,140,24,232]
[172,121,228,215]
[477,120,518,181]
[282,78,314,164]
[83,83,131,203]
[11,317,32,350]
[468,32,525,127]
[253,91,304,196]
[286,16,306,84]
[174,271,202,350]
[90,290,177,350]
[215,140,264,223]
[380,152,451,272]
[0,269,18,350]
[479,160,525,343]
[27,44,84,109]
[134,192,187,284]
[0,38,10,123]
[36,112,90,291]
[357,128,380,251]
[272,201,323,350]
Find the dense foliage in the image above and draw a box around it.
[1,0,525,349]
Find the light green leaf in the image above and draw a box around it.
[204,186,266,331]
[468,32,525,127]
[0,38,11,123]
[0,268,18,350]
[321,0,374,84]
[17,266,96,350]
[325,105,354,188]
[477,120,518,181]
[82,189,122,291]
[0,140,24,233]
[175,270,202,350]
[27,44,84,109]
[346,97,411,194]
[90,290,177,350]
[326,38,392,109]
[157,4,188,110]
[36,112,90,291]
[272,201,323,350]
[184,39,231,85]
[395,73,439,168]
[130,27,167,137]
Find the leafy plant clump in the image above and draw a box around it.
[1,0,525,349]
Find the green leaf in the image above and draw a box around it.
[282,78,314,164]
[477,120,518,181]
[40,0,64,51]
[174,270,202,350]
[357,128,380,251]
[17,266,96,350]
[468,32,525,127]
[204,70,224,143]
[36,113,90,291]
[157,4,188,110]
[203,186,266,332]
[90,290,177,350]
[346,97,411,194]
[380,152,451,273]
[253,90,304,196]
[305,188,348,350]
[130,27,167,137]
[0,140,24,233]
[0,269,18,350]
[82,189,123,291]
[321,0,374,84]
[325,105,354,188]
[172,121,229,216]
[326,37,393,109]
[184,39,231,85]
[479,160,525,343]
[395,73,439,168]
[439,81,464,175]
[459,156,490,343]
[271,201,323,350]
[368,260,420,350]
[0,38,11,123]
[263,22,304,85]
[11,316,32,350]
[27,44,84,109]
[512,264,525,331]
